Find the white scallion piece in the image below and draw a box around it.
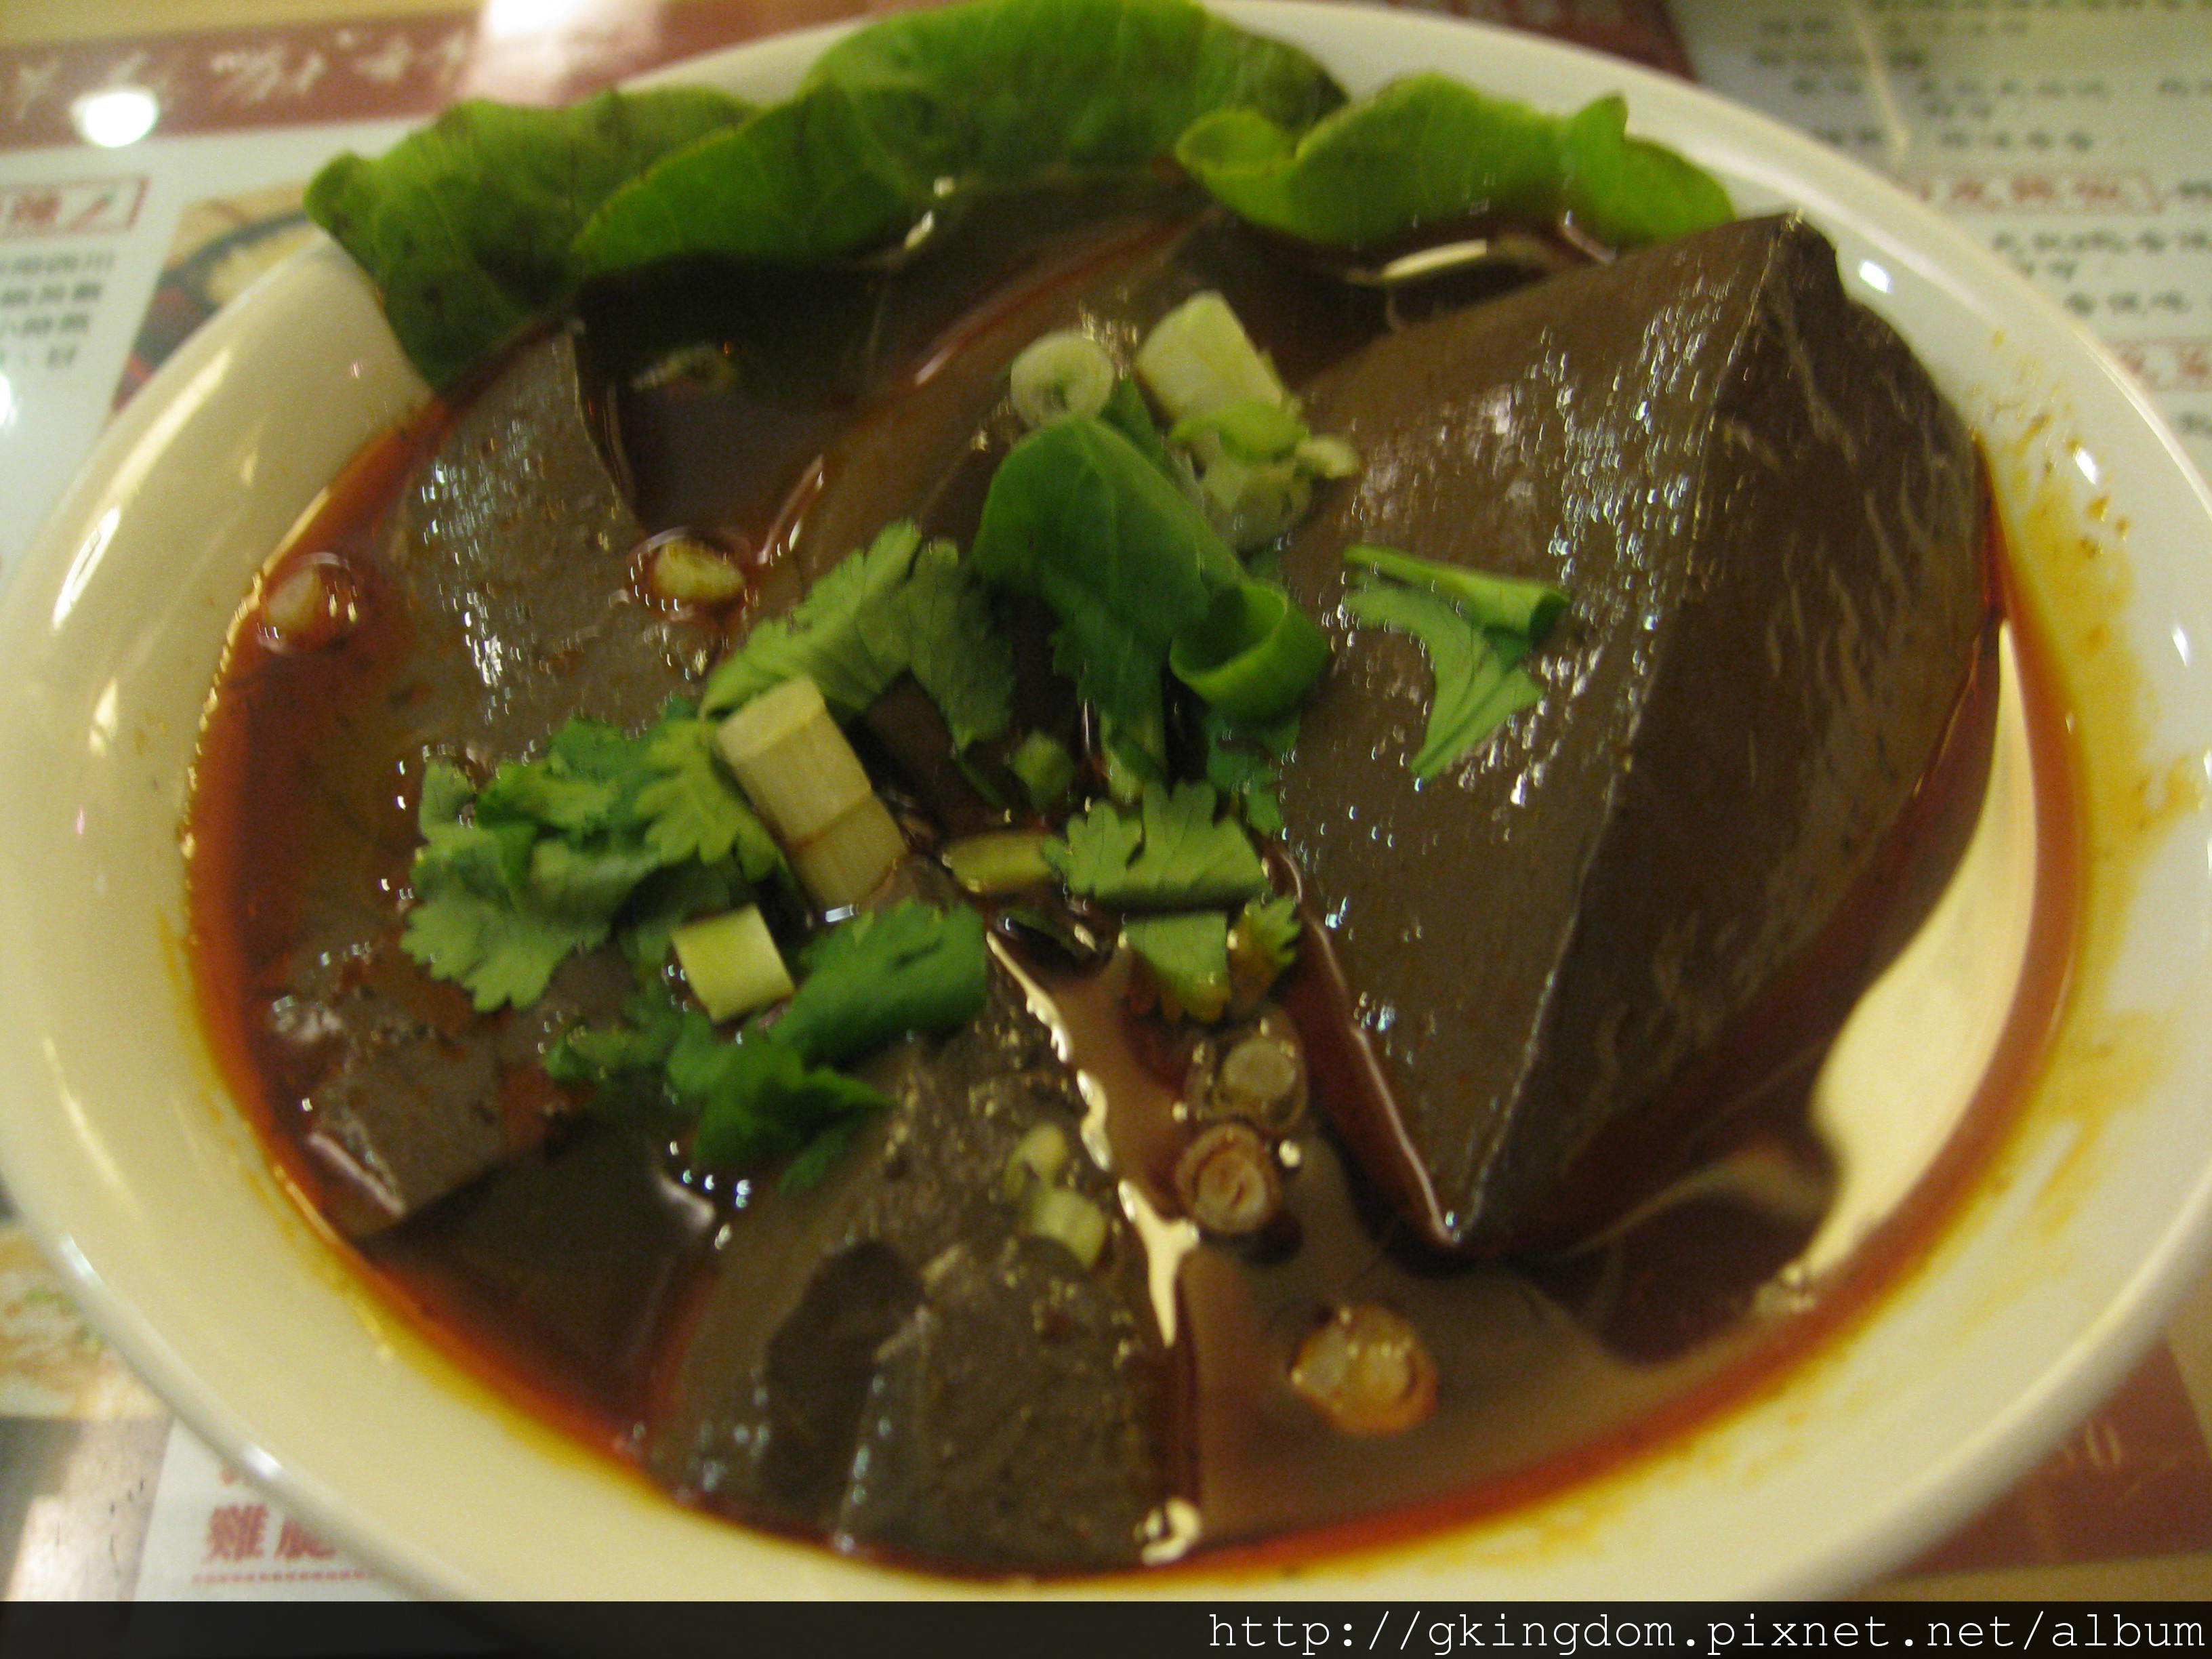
[715,676,908,909]
[1009,331,1116,428]
[1134,291,1291,426]
[1000,1122,1073,1202]
[788,795,907,912]
[672,905,793,1023]
[1021,1184,1109,1270]
[714,676,874,846]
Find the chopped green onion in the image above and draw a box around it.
[1197,451,1311,551]
[943,830,1056,895]
[1000,1122,1073,1202]
[1134,291,1291,423]
[672,905,794,1023]
[1294,435,1359,479]
[1170,398,1307,463]
[1009,330,1117,428]
[714,676,873,846]
[641,533,747,607]
[1170,581,1330,724]
[1345,544,1569,641]
[1021,1184,1109,1269]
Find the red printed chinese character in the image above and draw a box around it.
[273,1518,337,1561]
[1946,176,1995,207]
[2011,173,2060,207]
[204,1502,268,1563]
[3,190,61,233]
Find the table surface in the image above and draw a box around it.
[2,0,2211,1607]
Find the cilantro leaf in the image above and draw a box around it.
[1124,910,1231,1021]
[404,759,605,1010]
[636,712,781,876]
[549,900,991,1189]
[1200,706,1297,836]
[401,885,605,1013]
[1227,892,1301,1004]
[775,901,991,1064]
[1046,781,1269,910]
[703,521,920,718]
[904,539,1016,750]
[616,857,752,975]
[1340,581,1543,779]
[699,523,1013,749]
[400,704,775,1009]
[688,1040,891,1174]
[544,989,687,1093]
[1235,892,1301,975]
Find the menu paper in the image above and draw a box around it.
[132,1424,397,1601]
[1674,0,2212,483]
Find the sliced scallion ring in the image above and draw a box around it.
[1170,581,1330,724]
[1009,331,1117,428]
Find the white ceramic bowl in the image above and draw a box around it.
[5,1,2212,1600]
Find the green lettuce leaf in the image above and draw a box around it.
[1175,77,1729,251]
[572,0,1343,274]
[305,87,752,386]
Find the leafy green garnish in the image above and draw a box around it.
[972,416,1244,736]
[1123,910,1231,1021]
[1201,706,1297,836]
[699,522,1013,749]
[307,0,1729,395]
[1046,781,1269,910]
[304,88,752,387]
[571,0,1344,274]
[679,1031,892,1178]
[1345,544,1568,640]
[548,900,990,1187]
[1099,374,1179,478]
[1235,892,1302,981]
[615,858,753,977]
[401,703,777,1010]
[1340,581,1545,780]
[1174,78,1731,253]
[773,902,991,1065]
[1008,731,1078,814]
[544,987,687,1096]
